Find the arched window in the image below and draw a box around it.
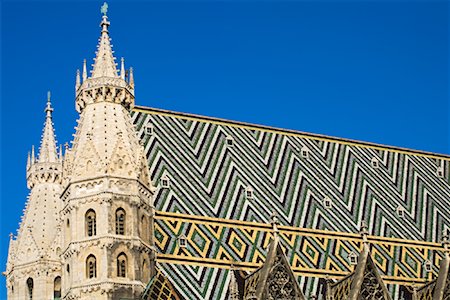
[86,255,97,279]
[141,215,148,242]
[115,208,125,235]
[26,278,33,300]
[53,276,61,299]
[117,253,127,277]
[85,209,96,237]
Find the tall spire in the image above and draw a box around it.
[38,91,58,163]
[91,2,118,78]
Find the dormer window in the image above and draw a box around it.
[371,157,379,169]
[301,147,310,159]
[179,234,187,248]
[424,260,432,272]
[226,136,234,147]
[245,186,254,200]
[348,251,358,265]
[396,206,405,218]
[437,167,444,178]
[161,175,170,188]
[145,124,154,136]
[323,196,332,209]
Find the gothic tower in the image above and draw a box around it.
[4,93,63,299]
[61,4,153,300]
[60,7,155,300]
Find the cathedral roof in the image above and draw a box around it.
[130,105,450,299]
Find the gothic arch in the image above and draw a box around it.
[140,214,148,242]
[86,254,97,279]
[115,208,126,235]
[26,277,33,300]
[54,276,61,299]
[117,252,128,277]
[85,209,96,237]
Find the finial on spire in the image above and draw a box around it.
[45,91,53,117]
[120,57,125,80]
[360,220,369,243]
[270,211,280,235]
[100,2,110,33]
[101,2,108,16]
[442,230,449,252]
[82,59,87,81]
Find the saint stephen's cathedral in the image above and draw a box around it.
[4,3,450,300]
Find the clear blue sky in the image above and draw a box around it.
[1,0,448,297]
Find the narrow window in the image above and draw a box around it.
[53,276,61,299]
[26,278,33,300]
[115,208,126,235]
[141,215,148,242]
[117,253,127,277]
[85,209,96,237]
[86,255,97,279]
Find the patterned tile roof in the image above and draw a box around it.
[131,106,450,299]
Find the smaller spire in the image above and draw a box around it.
[82,59,87,81]
[129,67,134,88]
[76,69,81,91]
[31,145,35,163]
[228,269,240,300]
[59,145,63,162]
[27,152,31,169]
[38,92,58,163]
[120,57,125,80]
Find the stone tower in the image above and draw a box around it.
[4,92,64,299]
[60,6,155,300]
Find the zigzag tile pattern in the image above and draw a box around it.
[131,108,450,299]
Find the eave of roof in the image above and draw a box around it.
[133,105,450,160]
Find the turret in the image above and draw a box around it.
[74,4,135,113]
[60,3,154,299]
[5,92,63,300]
